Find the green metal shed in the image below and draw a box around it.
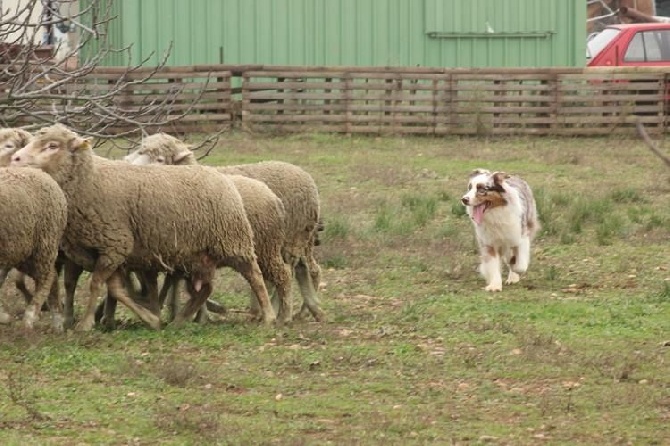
[89,0,586,68]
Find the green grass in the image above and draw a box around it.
[1,132,669,445]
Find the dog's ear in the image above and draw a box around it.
[490,171,510,191]
[492,171,510,184]
[469,168,490,178]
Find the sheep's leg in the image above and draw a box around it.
[75,266,110,332]
[169,279,225,323]
[294,259,325,322]
[237,260,276,325]
[24,266,60,331]
[46,269,64,332]
[160,274,181,322]
[272,263,294,325]
[174,280,212,325]
[0,269,13,324]
[100,293,117,330]
[15,272,33,304]
[137,270,160,316]
[76,259,138,331]
[16,270,55,312]
[158,273,176,309]
[106,270,161,330]
[63,260,83,329]
[205,299,227,315]
[194,304,209,324]
[161,271,225,318]
[248,281,277,320]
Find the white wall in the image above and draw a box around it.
[0,0,78,64]
[0,0,44,45]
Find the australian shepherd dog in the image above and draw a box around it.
[461,169,540,292]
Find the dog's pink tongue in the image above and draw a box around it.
[472,204,486,225]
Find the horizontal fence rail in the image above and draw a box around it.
[2,64,670,135]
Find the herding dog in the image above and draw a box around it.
[461,169,540,292]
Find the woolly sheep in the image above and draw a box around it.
[125,133,325,321]
[0,128,108,329]
[163,174,294,323]
[0,127,38,306]
[0,167,67,330]
[11,124,276,330]
[0,128,32,166]
[0,129,161,329]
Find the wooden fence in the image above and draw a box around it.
[4,64,670,135]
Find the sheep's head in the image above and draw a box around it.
[0,127,33,166]
[125,132,197,166]
[11,124,90,176]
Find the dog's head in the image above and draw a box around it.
[461,169,510,225]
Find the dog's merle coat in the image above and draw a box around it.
[461,169,539,292]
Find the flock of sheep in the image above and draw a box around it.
[0,124,325,332]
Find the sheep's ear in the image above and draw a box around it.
[174,149,195,165]
[469,168,490,178]
[17,129,32,147]
[69,135,91,151]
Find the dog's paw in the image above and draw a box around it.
[506,272,520,284]
[512,265,528,274]
[484,284,502,292]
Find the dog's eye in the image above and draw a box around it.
[468,184,472,191]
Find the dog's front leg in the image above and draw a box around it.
[479,246,503,292]
[505,246,520,285]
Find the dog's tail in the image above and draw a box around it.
[636,120,670,169]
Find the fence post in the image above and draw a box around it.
[241,72,251,133]
[550,72,559,134]
[344,72,352,136]
[447,73,456,132]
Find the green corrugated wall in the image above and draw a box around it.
[87,0,585,68]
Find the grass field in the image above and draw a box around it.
[0,131,669,445]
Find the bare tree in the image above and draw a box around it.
[0,0,223,151]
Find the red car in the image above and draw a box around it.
[587,22,670,67]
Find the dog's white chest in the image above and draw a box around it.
[475,206,523,246]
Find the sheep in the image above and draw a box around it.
[0,128,163,330]
[125,133,325,321]
[0,128,102,329]
[0,167,68,330]
[0,127,39,306]
[0,127,32,166]
[163,174,294,324]
[11,124,276,330]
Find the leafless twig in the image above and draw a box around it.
[636,120,670,169]
[0,0,218,147]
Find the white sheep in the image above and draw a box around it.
[163,174,294,324]
[0,167,68,330]
[0,127,32,166]
[125,133,325,321]
[11,124,276,330]
[0,128,112,329]
[0,127,39,306]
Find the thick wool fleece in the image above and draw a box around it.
[127,137,325,321]
[0,167,67,329]
[227,174,293,322]
[12,125,275,329]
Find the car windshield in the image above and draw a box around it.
[586,28,621,60]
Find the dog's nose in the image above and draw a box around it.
[461,196,469,205]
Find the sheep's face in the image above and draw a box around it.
[11,124,89,174]
[0,128,32,167]
[125,132,196,166]
[125,147,195,166]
